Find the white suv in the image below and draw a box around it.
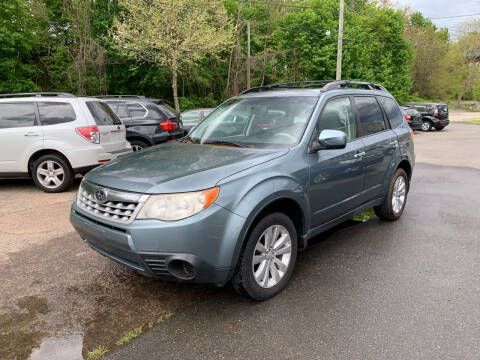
[0,93,131,192]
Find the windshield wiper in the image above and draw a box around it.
[202,140,246,148]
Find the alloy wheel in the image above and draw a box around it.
[252,224,292,288]
[36,160,65,189]
[392,175,406,215]
[132,145,144,151]
[421,122,430,131]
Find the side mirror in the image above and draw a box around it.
[310,129,347,152]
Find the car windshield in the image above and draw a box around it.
[188,96,318,148]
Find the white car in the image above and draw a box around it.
[0,92,131,192]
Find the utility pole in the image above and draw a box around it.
[247,22,251,89]
[336,0,344,81]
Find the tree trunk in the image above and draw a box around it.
[171,68,180,112]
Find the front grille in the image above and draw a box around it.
[140,254,170,276]
[77,181,148,224]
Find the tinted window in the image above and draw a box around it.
[38,102,76,125]
[160,103,178,117]
[106,101,130,119]
[354,97,386,135]
[86,101,122,125]
[317,97,356,141]
[0,102,36,128]
[144,103,167,121]
[126,102,147,118]
[378,97,403,128]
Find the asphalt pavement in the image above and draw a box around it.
[106,162,480,360]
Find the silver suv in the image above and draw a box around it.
[0,92,131,192]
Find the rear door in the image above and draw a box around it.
[85,101,127,152]
[0,101,43,173]
[353,96,397,201]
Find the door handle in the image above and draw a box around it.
[354,151,366,158]
[389,141,398,146]
[24,132,39,137]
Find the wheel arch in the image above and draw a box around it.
[28,149,73,177]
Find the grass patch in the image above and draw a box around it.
[466,120,480,124]
[157,311,174,324]
[87,345,108,360]
[353,208,376,222]
[115,326,143,346]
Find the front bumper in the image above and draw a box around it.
[70,200,245,285]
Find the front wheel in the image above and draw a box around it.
[374,168,409,221]
[232,213,297,300]
[421,121,432,132]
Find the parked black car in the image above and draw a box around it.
[101,96,184,151]
[404,102,449,131]
[401,106,423,131]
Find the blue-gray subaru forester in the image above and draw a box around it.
[70,80,415,300]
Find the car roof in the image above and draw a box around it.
[405,102,447,106]
[236,87,392,100]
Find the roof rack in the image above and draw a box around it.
[95,95,146,99]
[240,80,386,95]
[0,92,76,99]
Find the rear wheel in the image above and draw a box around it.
[421,121,431,132]
[374,168,409,221]
[232,212,297,300]
[129,140,149,151]
[32,154,73,193]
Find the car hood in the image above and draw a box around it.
[85,142,288,193]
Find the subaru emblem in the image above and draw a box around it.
[94,189,107,203]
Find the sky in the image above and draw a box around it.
[394,0,480,34]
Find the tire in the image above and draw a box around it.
[374,168,409,221]
[232,212,297,301]
[421,121,431,132]
[32,154,74,193]
[129,140,149,151]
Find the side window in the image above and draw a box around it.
[317,97,356,141]
[126,102,147,118]
[38,102,76,126]
[182,112,200,126]
[144,104,167,121]
[86,101,122,125]
[107,101,130,119]
[377,97,403,128]
[0,102,36,128]
[354,96,386,135]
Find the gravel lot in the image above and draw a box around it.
[1,122,479,360]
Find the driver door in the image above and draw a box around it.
[307,96,366,227]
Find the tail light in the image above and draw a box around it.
[76,126,100,143]
[404,115,411,121]
[159,119,177,131]
[409,129,414,137]
[434,107,438,117]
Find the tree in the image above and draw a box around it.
[112,0,233,111]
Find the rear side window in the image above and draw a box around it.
[86,101,122,125]
[106,101,130,119]
[126,102,147,118]
[38,102,76,125]
[354,97,386,135]
[377,97,403,128]
[144,103,167,121]
[0,102,36,128]
[317,97,356,141]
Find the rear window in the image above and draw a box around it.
[38,102,76,125]
[86,101,122,125]
[378,96,403,128]
[438,105,448,113]
[405,109,418,116]
[0,102,36,128]
[160,103,178,117]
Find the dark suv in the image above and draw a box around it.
[71,81,414,300]
[101,96,184,150]
[404,102,449,131]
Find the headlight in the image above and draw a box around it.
[136,187,219,221]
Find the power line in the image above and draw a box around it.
[429,13,480,20]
